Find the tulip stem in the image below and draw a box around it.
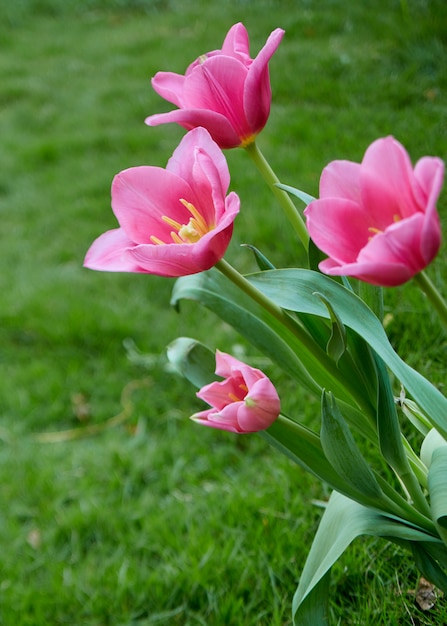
[244,141,309,250]
[413,270,447,332]
[216,258,374,417]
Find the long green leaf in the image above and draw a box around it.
[411,542,447,594]
[375,353,409,476]
[248,269,447,438]
[428,447,447,530]
[293,491,443,624]
[320,392,383,500]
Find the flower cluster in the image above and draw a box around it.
[85,22,447,626]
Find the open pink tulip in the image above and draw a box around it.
[191,351,280,433]
[304,136,444,287]
[84,128,240,277]
[145,23,285,149]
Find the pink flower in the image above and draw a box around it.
[145,23,285,149]
[191,351,280,433]
[304,136,444,287]
[84,128,240,277]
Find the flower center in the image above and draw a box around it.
[150,199,210,245]
[367,214,401,240]
[228,383,249,403]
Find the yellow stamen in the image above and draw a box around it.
[150,235,165,245]
[239,383,249,393]
[228,392,241,403]
[179,199,210,235]
[162,215,183,231]
[151,199,210,246]
[368,226,382,235]
[171,231,184,244]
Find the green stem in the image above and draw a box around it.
[244,140,309,250]
[215,258,374,417]
[377,476,436,535]
[403,436,428,489]
[398,468,432,519]
[413,270,447,331]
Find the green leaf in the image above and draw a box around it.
[307,236,327,272]
[421,429,447,468]
[428,446,447,529]
[262,416,374,500]
[166,337,217,389]
[240,244,276,270]
[247,269,447,438]
[293,491,443,625]
[291,571,330,626]
[314,292,347,363]
[275,182,315,206]
[400,397,433,436]
[411,542,447,594]
[320,392,383,500]
[357,281,384,321]
[375,353,410,476]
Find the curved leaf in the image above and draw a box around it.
[428,446,447,529]
[293,491,443,625]
[320,392,382,500]
[411,542,447,595]
[166,337,217,388]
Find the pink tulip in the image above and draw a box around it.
[191,351,281,433]
[145,23,285,149]
[84,128,240,277]
[304,136,444,287]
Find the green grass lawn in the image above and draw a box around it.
[1,0,447,624]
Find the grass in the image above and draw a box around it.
[0,0,447,623]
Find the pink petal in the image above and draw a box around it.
[415,156,444,262]
[414,156,444,202]
[191,410,241,433]
[360,137,422,227]
[358,212,426,272]
[221,22,250,60]
[243,28,284,132]
[183,57,250,141]
[197,376,242,410]
[318,213,429,287]
[111,166,193,244]
[304,198,371,264]
[83,228,144,272]
[214,350,242,377]
[145,109,241,149]
[166,128,231,226]
[167,127,230,194]
[125,213,236,277]
[150,71,186,107]
[319,160,361,203]
[319,257,413,287]
[237,377,280,431]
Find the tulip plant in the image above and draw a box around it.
[85,23,447,625]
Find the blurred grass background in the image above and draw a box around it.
[0,0,446,624]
